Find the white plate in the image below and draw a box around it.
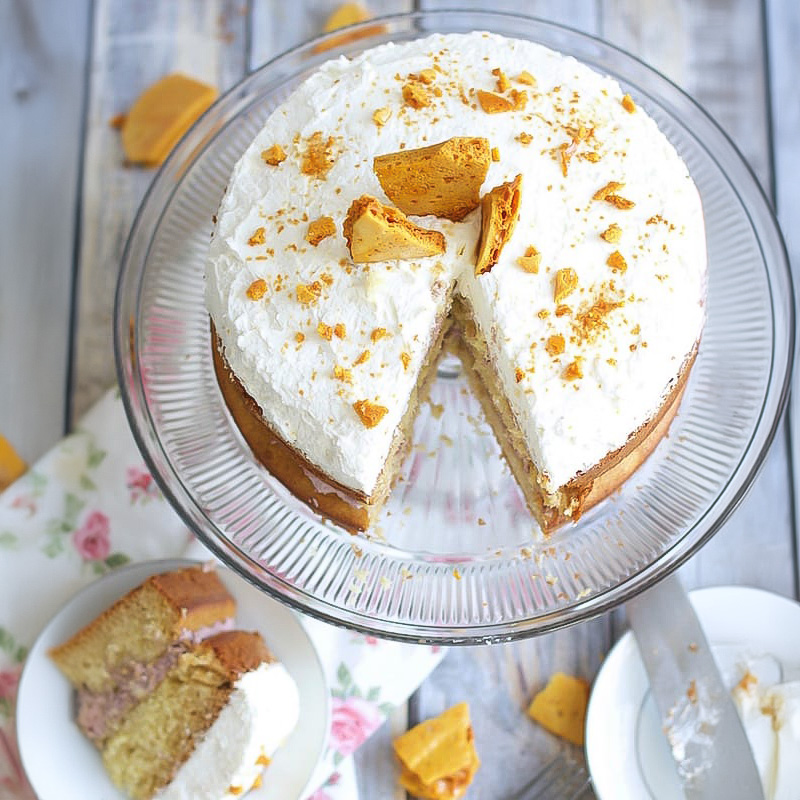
[586,586,800,800]
[16,558,330,800]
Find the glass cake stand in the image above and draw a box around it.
[114,11,794,643]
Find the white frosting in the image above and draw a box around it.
[206,32,706,496]
[732,675,800,800]
[155,662,300,800]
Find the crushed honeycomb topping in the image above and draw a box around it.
[373,107,392,126]
[545,334,565,356]
[320,272,334,286]
[621,93,636,113]
[517,246,540,273]
[515,367,524,383]
[491,146,500,162]
[255,754,270,767]
[295,332,305,343]
[402,83,431,109]
[492,67,510,92]
[246,278,267,300]
[606,250,628,273]
[333,323,346,339]
[537,309,550,319]
[306,216,336,246]
[573,297,624,343]
[400,351,411,370]
[296,281,322,304]
[516,132,533,145]
[300,131,339,178]
[371,327,388,342]
[248,227,266,246]
[563,359,583,381]
[354,349,370,365]
[600,223,622,243]
[261,144,287,166]
[353,399,388,428]
[553,268,578,303]
[555,304,571,317]
[515,71,537,86]
[333,365,353,383]
[228,786,243,797]
[317,322,333,340]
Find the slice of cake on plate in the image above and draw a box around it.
[50,566,300,800]
[49,564,236,745]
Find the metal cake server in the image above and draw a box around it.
[626,574,764,799]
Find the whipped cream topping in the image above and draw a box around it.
[206,32,706,495]
[155,661,300,800]
[732,672,800,800]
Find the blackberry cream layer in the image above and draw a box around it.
[206,31,706,533]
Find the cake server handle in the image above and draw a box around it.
[625,574,764,800]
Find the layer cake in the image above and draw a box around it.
[206,31,707,533]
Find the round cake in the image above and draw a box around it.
[206,31,707,534]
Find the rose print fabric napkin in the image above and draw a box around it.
[0,388,443,800]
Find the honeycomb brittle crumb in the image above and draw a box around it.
[306,216,336,246]
[372,107,392,127]
[606,250,628,273]
[621,93,636,113]
[516,245,540,273]
[553,268,578,303]
[402,83,431,109]
[600,223,622,243]
[246,279,267,300]
[248,227,266,246]
[353,399,389,428]
[261,144,287,166]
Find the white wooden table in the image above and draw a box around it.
[3,1,799,797]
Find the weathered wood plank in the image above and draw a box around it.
[69,0,248,423]
[600,0,794,637]
[0,0,90,460]
[766,0,800,597]
[250,0,413,70]
[417,0,599,29]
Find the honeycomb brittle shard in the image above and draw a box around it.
[475,174,522,275]
[343,196,446,263]
[373,137,491,222]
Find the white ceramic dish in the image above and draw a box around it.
[586,586,800,800]
[15,558,330,800]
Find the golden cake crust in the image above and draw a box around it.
[49,566,235,693]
